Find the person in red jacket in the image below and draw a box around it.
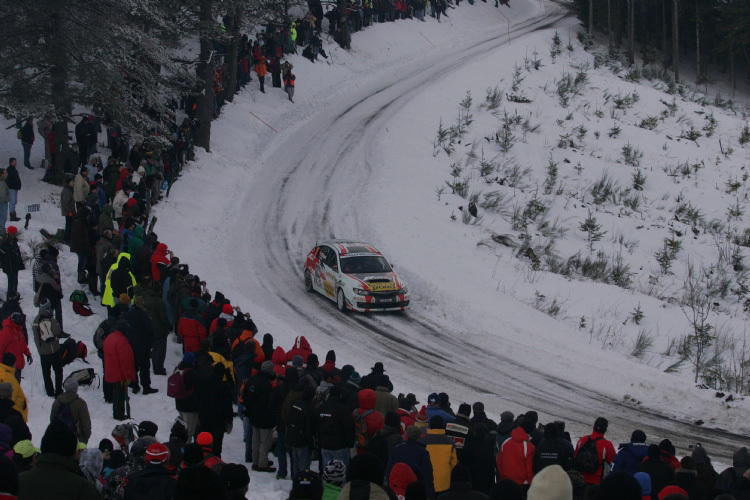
[659,439,681,472]
[353,388,384,454]
[389,462,418,499]
[496,423,535,486]
[574,417,617,485]
[150,243,171,282]
[271,346,287,384]
[177,299,207,353]
[103,320,136,421]
[286,336,312,363]
[209,304,234,334]
[0,314,31,380]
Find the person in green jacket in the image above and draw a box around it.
[127,226,145,257]
[138,279,172,375]
[18,417,100,500]
[322,459,346,500]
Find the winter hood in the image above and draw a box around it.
[102,204,113,216]
[388,462,417,495]
[510,426,530,443]
[154,243,168,256]
[293,335,311,352]
[358,389,377,410]
[272,346,287,364]
[79,448,104,482]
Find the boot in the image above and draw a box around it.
[9,212,20,222]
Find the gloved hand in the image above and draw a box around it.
[122,379,131,387]
[26,355,33,365]
[225,424,233,435]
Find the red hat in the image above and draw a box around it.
[415,405,428,423]
[126,198,137,207]
[196,432,213,449]
[6,226,17,235]
[145,443,170,464]
[222,304,233,315]
[658,486,689,500]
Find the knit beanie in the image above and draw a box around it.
[292,355,304,368]
[634,472,651,495]
[63,377,79,393]
[450,464,472,484]
[145,443,170,464]
[347,453,384,485]
[41,418,78,457]
[593,417,609,433]
[39,298,51,311]
[325,350,336,362]
[457,403,471,419]
[323,460,347,487]
[631,429,647,443]
[595,471,642,500]
[691,445,710,465]
[138,420,158,438]
[220,463,250,490]
[527,464,572,500]
[119,293,131,305]
[658,486,689,500]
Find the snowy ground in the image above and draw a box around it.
[5,0,750,496]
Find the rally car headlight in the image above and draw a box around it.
[398,285,408,294]
[353,288,369,296]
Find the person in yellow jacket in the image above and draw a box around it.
[208,350,236,387]
[0,353,28,421]
[419,415,457,495]
[102,253,136,308]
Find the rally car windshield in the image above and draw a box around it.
[340,255,392,274]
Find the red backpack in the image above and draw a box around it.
[167,368,194,399]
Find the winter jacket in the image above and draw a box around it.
[99,205,115,235]
[69,211,89,254]
[612,442,650,475]
[387,440,436,498]
[731,476,750,500]
[338,480,396,500]
[574,432,616,485]
[6,165,21,191]
[388,462,417,499]
[242,371,276,429]
[532,435,574,474]
[174,363,200,413]
[0,398,22,424]
[0,317,31,370]
[73,172,91,203]
[255,60,267,77]
[286,395,316,448]
[367,425,404,467]
[437,481,489,500]
[672,468,704,500]
[37,270,63,306]
[51,392,91,443]
[354,389,385,452]
[18,453,100,500]
[272,346,288,379]
[375,386,399,417]
[124,305,154,355]
[271,381,295,429]
[317,395,355,450]
[0,238,25,276]
[497,427,534,486]
[150,243,170,281]
[140,287,172,339]
[95,234,114,276]
[420,428,458,493]
[123,464,177,500]
[32,309,61,356]
[0,363,27,421]
[60,185,75,217]
[638,456,675,500]
[128,226,145,256]
[178,308,207,353]
[286,335,313,362]
[102,253,135,307]
[445,415,473,457]
[103,330,136,383]
[20,122,34,145]
[461,434,497,494]
[0,179,8,204]
[426,404,456,426]
[197,365,234,429]
[134,235,156,278]
[112,189,129,219]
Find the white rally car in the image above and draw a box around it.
[303,240,410,312]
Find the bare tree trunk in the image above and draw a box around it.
[588,0,594,38]
[661,0,667,66]
[339,0,350,49]
[695,0,701,83]
[730,41,735,90]
[672,0,679,82]
[627,0,635,65]
[225,6,242,102]
[608,0,613,54]
[195,0,214,152]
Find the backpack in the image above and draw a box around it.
[167,368,193,399]
[65,368,97,387]
[60,338,88,366]
[364,429,389,464]
[111,422,138,449]
[353,409,375,447]
[69,289,89,304]
[576,436,602,473]
[55,401,78,435]
[38,318,56,343]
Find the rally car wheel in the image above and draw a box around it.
[336,289,348,312]
[304,270,314,292]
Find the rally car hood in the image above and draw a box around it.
[345,272,402,291]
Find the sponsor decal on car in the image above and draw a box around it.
[367,282,398,292]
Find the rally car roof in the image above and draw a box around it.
[316,239,382,256]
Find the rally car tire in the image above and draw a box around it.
[304,270,314,292]
[336,289,348,313]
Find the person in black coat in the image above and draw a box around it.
[123,443,177,500]
[269,367,297,479]
[460,423,496,494]
[316,386,355,468]
[0,229,25,300]
[638,444,675,500]
[672,457,704,500]
[285,385,317,478]
[110,254,135,299]
[533,422,574,473]
[6,159,21,222]
[243,361,276,471]
[123,297,156,395]
[197,362,233,457]
[174,353,200,442]
[436,464,489,500]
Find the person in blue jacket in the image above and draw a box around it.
[611,429,649,475]
[425,392,456,426]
